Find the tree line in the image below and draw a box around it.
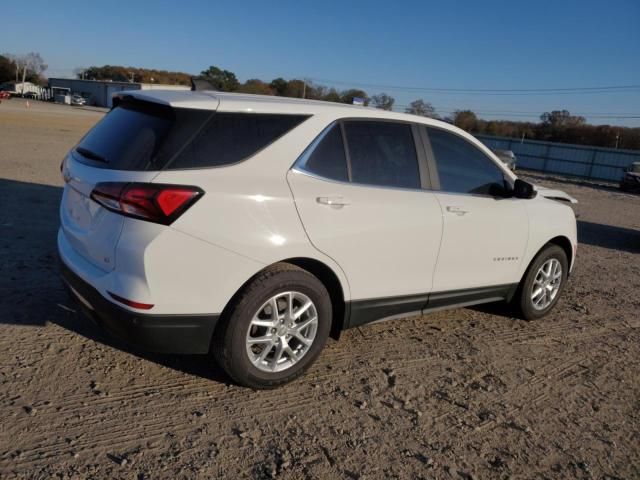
[195,66,640,150]
[1,56,638,150]
[450,109,640,150]
[75,65,192,85]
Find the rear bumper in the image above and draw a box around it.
[59,259,219,354]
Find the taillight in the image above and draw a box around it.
[90,182,203,225]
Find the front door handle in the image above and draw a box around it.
[446,205,469,216]
[316,196,351,207]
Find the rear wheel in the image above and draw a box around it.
[515,244,568,320]
[213,263,331,389]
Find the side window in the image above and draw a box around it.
[427,127,506,195]
[167,113,308,169]
[344,121,420,189]
[298,124,349,182]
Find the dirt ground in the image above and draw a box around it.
[1,98,639,479]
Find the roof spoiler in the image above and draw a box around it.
[191,77,216,92]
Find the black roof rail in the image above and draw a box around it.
[191,77,216,92]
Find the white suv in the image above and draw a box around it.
[59,90,577,388]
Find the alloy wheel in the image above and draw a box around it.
[245,291,318,373]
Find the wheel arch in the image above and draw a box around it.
[282,257,347,340]
[214,257,348,343]
[547,235,574,274]
[519,234,574,288]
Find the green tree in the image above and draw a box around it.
[0,55,16,83]
[452,110,478,131]
[199,66,239,91]
[284,79,305,98]
[339,89,369,105]
[269,77,288,96]
[322,88,342,103]
[405,99,438,118]
[238,79,275,95]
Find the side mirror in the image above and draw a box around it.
[513,179,537,199]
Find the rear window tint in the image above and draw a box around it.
[73,100,308,171]
[74,101,176,170]
[167,113,308,169]
[344,121,420,189]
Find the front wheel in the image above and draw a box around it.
[515,244,568,320]
[213,263,331,389]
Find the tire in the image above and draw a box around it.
[515,244,568,321]
[213,263,332,389]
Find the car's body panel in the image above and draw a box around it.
[287,168,443,300]
[431,192,529,291]
[60,153,157,272]
[520,196,577,274]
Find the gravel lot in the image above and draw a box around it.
[1,99,639,479]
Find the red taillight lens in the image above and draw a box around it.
[90,182,203,225]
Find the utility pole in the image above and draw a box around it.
[302,78,306,99]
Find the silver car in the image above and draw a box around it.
[492,149,517,171]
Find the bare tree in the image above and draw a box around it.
[405,99,439,118]
[540,110,586,127]
[371,92,395,111]
[10,52,47,94]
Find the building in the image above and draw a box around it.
[47,78,190,107]
[0,82,43,95]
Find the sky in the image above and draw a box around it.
[2,0,639,126]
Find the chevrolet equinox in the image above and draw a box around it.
[59,90,578,388]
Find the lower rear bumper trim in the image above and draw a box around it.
[59,258,219,354]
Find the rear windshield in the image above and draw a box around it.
[73,99,309,171]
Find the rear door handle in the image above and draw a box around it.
[316,196,351,207]
[446,206,469,216]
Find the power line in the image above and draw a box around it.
[393,106,640,119]
[309,77,640,96]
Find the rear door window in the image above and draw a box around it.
[343,121,420,189]
[297,124,349,182]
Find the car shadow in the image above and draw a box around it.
[577,220,640,254]
[0,177,230,383]
[469,300,520,319]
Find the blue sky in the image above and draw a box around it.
[2,0,639,125]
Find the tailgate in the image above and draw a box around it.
[60,154,157,272]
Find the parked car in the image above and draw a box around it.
[71,94,87,106]
[0,91,10,102]
[23,91,39,99]
[59,91,577,388]
[620,162,640,193]
[492,149,517,170]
